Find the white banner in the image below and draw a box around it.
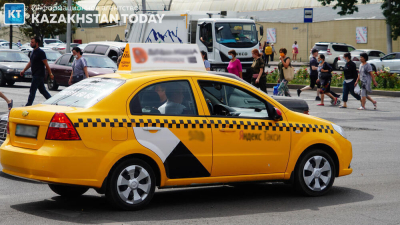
[356,27,367,44]
[118,43,205,72]
[267,28,276,43]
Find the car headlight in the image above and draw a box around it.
[331,123,347,139]
[6,69,16,72]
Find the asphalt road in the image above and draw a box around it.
[0,83,400,224]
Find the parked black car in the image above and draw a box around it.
[0,49,32,86]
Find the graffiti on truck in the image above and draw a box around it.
[145,27,183,44]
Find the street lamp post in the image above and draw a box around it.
[66,0,72,53]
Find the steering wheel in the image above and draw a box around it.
[213,104,236,116]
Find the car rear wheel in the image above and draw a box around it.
[371,64,377,72]
[0,71,6,87]
[6,80,15,86]
[295,150,335,196]
[47,76,59,90]
[333,58,339,70]
[48,184,89,197]
[106,158,156,210]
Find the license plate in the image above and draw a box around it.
[15,124,38,138]
[242,69,247,72]
[25,74,32,78]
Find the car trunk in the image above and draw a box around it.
[8,105,77,150]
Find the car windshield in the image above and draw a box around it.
[84,55,117,69]
[0,51,30,62]
[215,23,258,48]
[45,51,62,61]
[43,77,125,108]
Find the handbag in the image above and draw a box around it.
[282,58,294,81]
[320,72,332,80]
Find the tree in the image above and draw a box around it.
[317,0,400,40]
[0,0,80,46]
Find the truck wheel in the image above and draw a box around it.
[294,149,336,196]
[48,184,89,197]
[0,71,6,87]
[106,158,156,211]
[47,76,59,90]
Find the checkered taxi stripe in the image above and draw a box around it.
[73,118,334,134]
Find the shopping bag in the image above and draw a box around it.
[354,84,361,95]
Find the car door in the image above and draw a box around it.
[128,78,213,179]
[55,54,73,85]
[195,78,291,176]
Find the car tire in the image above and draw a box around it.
[333,58,339,70]
[47,76,59,91]
[371,64,377,72]
[48,184,89,197]
[6,80,15,86]
[0,71,6,87]
[106,158,156,211]
[294,149,336,197]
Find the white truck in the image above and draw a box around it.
[125,12,263,81]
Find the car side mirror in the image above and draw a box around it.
[267,103,282,121]
[380,58,383,61]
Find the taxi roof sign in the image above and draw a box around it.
[118,43,206,72]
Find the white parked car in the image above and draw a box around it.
[0,42,20,50]
[310,42,356,70]
[368,52,400,74]
[51,43,80,54]
[43,39,64,46]
[337,49,385,70]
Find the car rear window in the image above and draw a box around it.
[313,44,328,51]
[43,78,125,108]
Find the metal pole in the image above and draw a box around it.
[142,0,146,13]
[386,0,392,54]
[66,0,72,53]
[307,23,309,62]
[9,25,12,49]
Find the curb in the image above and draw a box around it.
[266,83,400,97]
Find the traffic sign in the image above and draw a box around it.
[304,8,313,23]
[4,3,25,25]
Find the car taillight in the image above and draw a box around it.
[327,49,332,55]
[338,57,341,60]
[353,57,360,61]
[46,113,80,140]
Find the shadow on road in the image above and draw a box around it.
[10,183,374,224]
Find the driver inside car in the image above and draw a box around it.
[158,84,187,115]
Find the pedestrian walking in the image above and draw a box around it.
[201,51,211,71]
[0,92,12,110]
[270,43,277,62]
[68,47,89,85]
[297,49,320,99]
[277,48,291,97]
[316,54,337,106]
[339,52,361,108]
[357,52,378,110]
[20,37,53,106]
[251,48,267,93]
[17,40,21,47]
[264,42,272,68]
[292,41,299,62]
[227,50,243,78]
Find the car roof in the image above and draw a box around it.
[0,49,21,52]
[87,41,126,48]
[63,53,109,57]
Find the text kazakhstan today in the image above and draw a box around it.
[31,13,165,24]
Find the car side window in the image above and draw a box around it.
[379,52,385,58]
[130,80,198,116]
[84,45,96,53]
[108,49,119,62]
[59,55,71,65]
[199,81,269,118]
[68,55,74,66]
[348,47,355,52]
[94,45,108,55]
[383,54,396,60]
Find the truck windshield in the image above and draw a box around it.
[215,23,258,48]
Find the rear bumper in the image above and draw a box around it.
[0,139,106,188]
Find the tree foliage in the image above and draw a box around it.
[317,0,400,40]
[0,0,80,46]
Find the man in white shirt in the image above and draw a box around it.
[158,85,186,115]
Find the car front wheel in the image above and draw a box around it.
[295,150,335,196]
[48,184,89,197]
[106,158,156,210]
[47,76,59,90]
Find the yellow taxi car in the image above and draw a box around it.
[0,44,352,210]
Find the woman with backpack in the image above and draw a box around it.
[316,54,337,106]
[277,48,291,97]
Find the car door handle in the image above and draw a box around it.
[142,127,162,131]
[219,128,236,132]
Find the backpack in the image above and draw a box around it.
[265,46,272,55]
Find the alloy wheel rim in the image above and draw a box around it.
[303,156,332,191]
[117,165,151,204]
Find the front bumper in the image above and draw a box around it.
[0,139,106,188]
[4,71,32,82]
